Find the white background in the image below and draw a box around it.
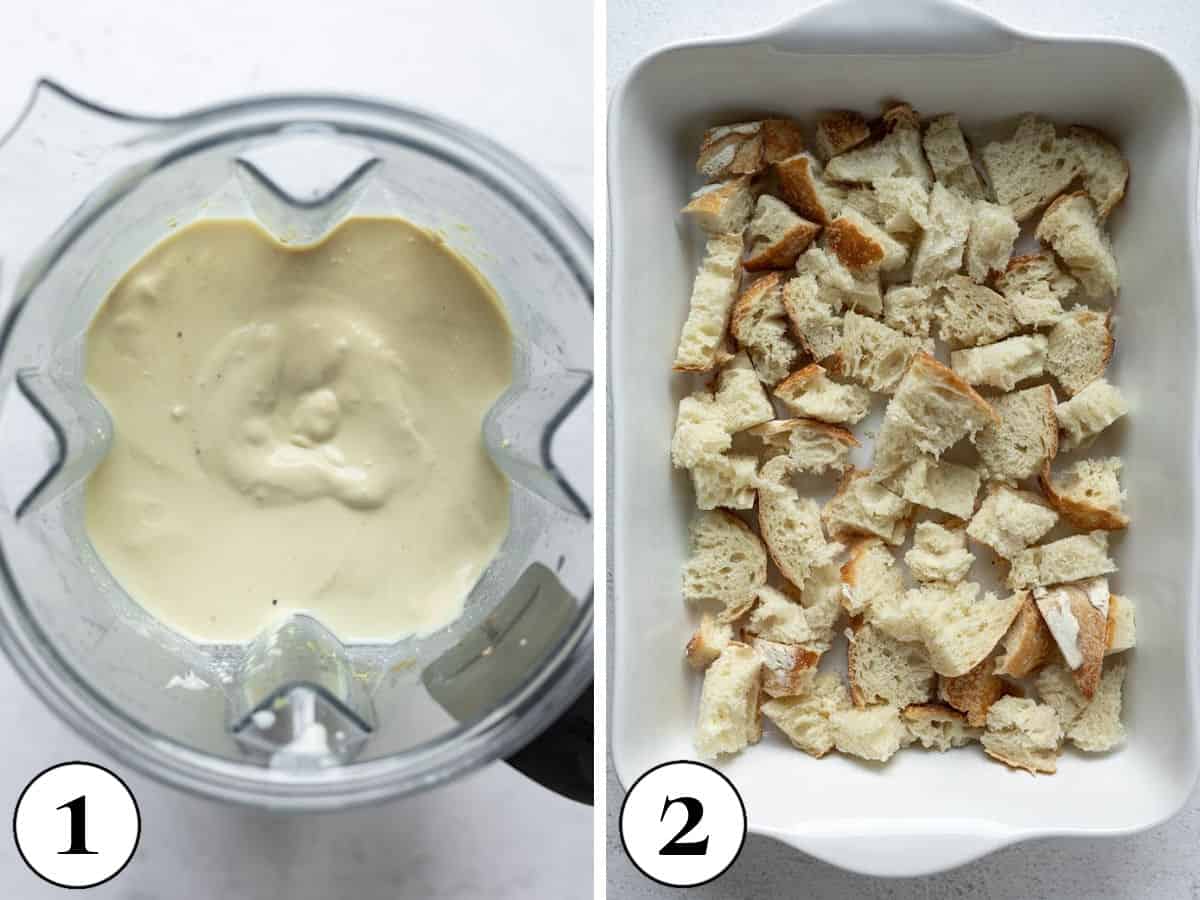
[607,0,1200,897]
[0,1,593,898]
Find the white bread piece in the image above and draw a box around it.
[848,622,935,708]
[837,311,927,394]
[798,559,847,649]
[825,110,933,188]
[757,457,840,590]
[950,334,1048,392]
[888,457,980,520]
[776,153,846,225]
[815,110,871,161]
[982,696,1062,774]
[923,113,985,199]
[1106,594,1136,654]
[939,657,1007,727]
[691,454,758,510]
[745,195,822,271]
[686,613,735,670]
[911,183,973,285]
[681,176,756,233]
[744,584,816,645]
[883,284,937,338]
[751,637,821,698]
[904,520,975,584]
[831,704,910,762]
[1068,126,1129,219]
[1067,658,1126,751]
[695,642,763,758]
[781,274,843,362]
[995,594,1056,677]
[670,393,730,470]
[825,207,910,273]
[730,273,801,385]
[844,177,931,236]
[696,119,806,181]
[974,385,1059,483]
[981,114,1080,221]
[762,672,851,757]
[1033,661,1088,732]
[822,469,912,547]
[919,585,1025,677]
[1040,456,1128,531]
[750,417,859,475]
[873,354,997,480]
[1036,192,1120,299]
[867,578,954,644]
[773,363,871,425]
[996,251,1078,328]
[967,483,1060,560]
[1033,579,1108,698]
[795,246,883,315]
[965,201,1020,283]
[935,275,1020,348]
[673,232,744,372]
[903,703,981,750]
[1055,378,1128,452]
[840,537,903,617]
[682,510,768,620]
[715,351,776,433]
[1007,531,1117,590]
[1035,658,1127,752]
[1045,306,1113,397]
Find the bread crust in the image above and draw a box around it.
[995,595,1055,677]
[939,658,1006,726]
[909,353,1001,426]
[745,219,822,271]
[681,175,753,222]
[825,216,885,271]
[776,155,838,224]
[762,119,807,164]
[816,110,871,160]
[1038,459,1130,531]
[730,272,785,343]
[1066,588,1107,699]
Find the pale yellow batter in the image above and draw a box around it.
[84,216,513,643]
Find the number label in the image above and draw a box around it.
[658,795,709,856]
[57,795,97,856]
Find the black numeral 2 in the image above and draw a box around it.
[658,795,708,856]
[57,795,97,855]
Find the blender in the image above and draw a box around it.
[0,81,593,808]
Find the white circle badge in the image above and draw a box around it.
[619,760,747,887]
[13,762,141,889]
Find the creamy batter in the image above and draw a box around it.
[84,217,513,643]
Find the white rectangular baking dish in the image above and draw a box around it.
[609,0,1200,877]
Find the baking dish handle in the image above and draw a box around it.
[761,0,1016,55]
[774,827,1015,877]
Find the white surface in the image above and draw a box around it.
[608,0,1200,892]
[0,1,592,898]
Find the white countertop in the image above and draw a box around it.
[607,0,1200,896]
[0,1,592,897]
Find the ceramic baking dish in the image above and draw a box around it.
[609,0,1200,877]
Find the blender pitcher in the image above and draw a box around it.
[0,82,593,808]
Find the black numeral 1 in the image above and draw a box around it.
[658,795,709,856]
[57,796,97,855]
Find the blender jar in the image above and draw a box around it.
[0,82,593,809]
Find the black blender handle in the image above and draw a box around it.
[504,681,592,805]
